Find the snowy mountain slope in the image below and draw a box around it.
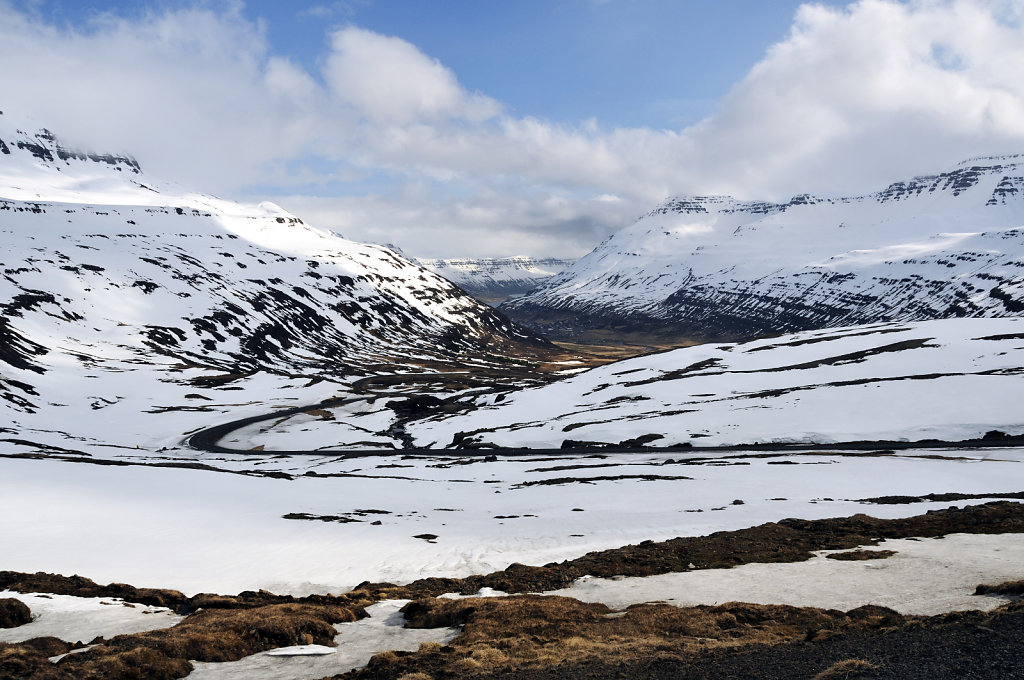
[0,114,548,453]
[401,317,1024,449]
[503,157,1024,341]
[415,256,574,304]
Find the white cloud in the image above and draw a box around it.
[2,1,1024,257]
[324,27,502,125]
[282,184,638,259]
[686,0,1024,197]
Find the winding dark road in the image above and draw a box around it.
[185,374,1024,457]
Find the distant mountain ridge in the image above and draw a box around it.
[415,256,574,304]
[502,155,1024,342]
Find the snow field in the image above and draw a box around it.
[1,449,1020,597]
[404,317,1024,449]
[551,533,1024,616]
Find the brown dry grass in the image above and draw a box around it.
[552,338,698,365]
[375,595,907,678]
[812,658,879,679]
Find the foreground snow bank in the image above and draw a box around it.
[1,448,1021,596]
[0,591,181,644]
[550,533,1024,616]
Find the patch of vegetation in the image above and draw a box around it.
[825,550,897,561]
[975,580,1024,597]
[337,596,909,679]
[812,658,879,680]
[0,598,31,628]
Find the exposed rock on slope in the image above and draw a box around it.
[503,156,1024,342]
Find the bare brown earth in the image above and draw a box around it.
[1,502,1021,679]
[552,338,696,364]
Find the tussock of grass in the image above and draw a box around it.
[0,643,63,680]
[416,641,444,654]
[0,598,32,628]
[812,658,879,679]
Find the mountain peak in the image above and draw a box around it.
[0,118,141,175]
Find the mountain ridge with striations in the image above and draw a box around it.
[0,111,550,455]
[502,155,1024,343]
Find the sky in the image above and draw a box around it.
[4,0,1024,258]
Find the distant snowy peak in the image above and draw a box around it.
[0,113,153,203]
[0,122,140,174]
[416,256,575,304]
[504,154,1024,342]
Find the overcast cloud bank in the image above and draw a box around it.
[3,0,1024,257]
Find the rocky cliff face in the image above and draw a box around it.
[502,156,1024,342]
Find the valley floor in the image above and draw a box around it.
[1,447,1022,678]
[2,447,1022,595]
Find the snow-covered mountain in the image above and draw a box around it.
[503,156,1024,341]
[0,113,547,454]
[415,256,574,304]
[404,317,1024,449]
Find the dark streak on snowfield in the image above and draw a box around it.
[185,391,1024,456]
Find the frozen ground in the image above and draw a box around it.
[0,591,181,644]
[1,448,1021,597]
[551,533,1024,615]
[186,600,457,680]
